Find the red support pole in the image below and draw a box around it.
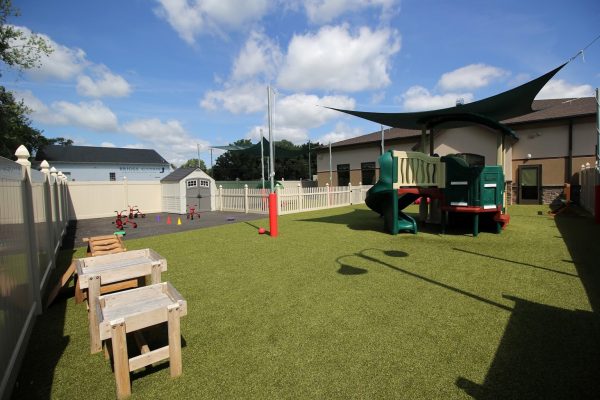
[269,192,278,236]
[595,185,600,224]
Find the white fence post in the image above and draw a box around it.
[276,186,281,215]
[348,182,353,205]
[297,183,303,212]
[244,184,249,213]
[326,183,330,207]
[219,185,223,211]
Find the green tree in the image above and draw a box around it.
[212,138,319,181]
[0,87,71,159]
[1,0,52,75]
[0,0,62,160]
[181,158,208,172]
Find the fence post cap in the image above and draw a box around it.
[50,167,58,176]
[297,182,301,187]
[326,183,329,187]
[244,184,248,188]
[15,145,31,167]
[40,160,50,172]
[219,184,223,188]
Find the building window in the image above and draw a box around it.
[186,179,198,188]
[337,164,350,186]
[109,172,116,181]
[361,162,376,185]
[199,179,210,187]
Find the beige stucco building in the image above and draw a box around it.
[316,97,597,204]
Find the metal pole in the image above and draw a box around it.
[197,143,200,169]
[329,141,332,185]
[260,128,265,189]
[210,148,213,168]
[268,85,275,192]
[308,140,311,180]
[381,125,385,155]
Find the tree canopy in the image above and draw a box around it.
[181,158,208,172]
[211,139,319,181]
[0,0,66,160]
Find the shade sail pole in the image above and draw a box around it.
[260,128,265,190]
[329,142,332,185]
[308,140,311,180]
[381,125,385,155]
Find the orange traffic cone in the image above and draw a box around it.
[167,216,172,225]
[177,217,182,225]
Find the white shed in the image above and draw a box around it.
[161,168,216,214]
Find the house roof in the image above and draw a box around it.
[320,96,597,151]
[35,145,170,164]
[160,168,201,182]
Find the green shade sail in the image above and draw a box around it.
[327,63,567,132]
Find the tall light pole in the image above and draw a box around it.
[308,140,311,180]
[197,143,201,169]
[260,128,265,190]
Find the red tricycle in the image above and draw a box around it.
[186,204,202,220]
[128,205,145,219]
[113,209,137,229]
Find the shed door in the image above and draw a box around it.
[185,179,201,211]
[197,179,211,211]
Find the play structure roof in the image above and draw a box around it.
[328,63,567,131]
[36,145,170,164]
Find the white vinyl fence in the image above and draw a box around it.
[216,183,372,215]
[579,163,599,216]
[0,147,69,400]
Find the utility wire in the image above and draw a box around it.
[568,32,600,62]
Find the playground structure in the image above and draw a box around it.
[366,150,509,236]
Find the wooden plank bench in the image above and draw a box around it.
[76,249,167,354]
[96,282,187,399]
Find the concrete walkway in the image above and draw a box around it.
[62,211,266,249]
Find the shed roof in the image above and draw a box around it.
[160,168,198,182]
[35,145,170,164]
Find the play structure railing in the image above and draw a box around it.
[0,147,70,400]
[392,151,446,189]
[217,184,372,215]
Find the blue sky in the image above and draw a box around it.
[2,0,599,166]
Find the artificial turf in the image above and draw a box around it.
[11,204,600,399]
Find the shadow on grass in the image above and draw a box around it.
[336,248,511,311]
[11,222,78,400]
[299,208,384,232]
[456,295,600,399]
[455,210,600,399]
[452,248,579,278]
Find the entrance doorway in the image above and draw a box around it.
[519,165,541,204]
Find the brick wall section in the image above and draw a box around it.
[543,186,564,206]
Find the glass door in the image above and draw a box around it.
[519,165,541,204]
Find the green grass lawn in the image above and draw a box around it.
[12,205,600,399]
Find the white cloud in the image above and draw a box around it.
[154,0,269,44]
[200,81,266,113]
[303,0,397,24]
[10,25,88,80]
[231,30,282,82]
[274,93,355,129]
[277,25,400,92]
[10,25,131,99]
[52,100,119,131]
[317,122,363,144]
[101,142,116,148]
[400,85,474,111]
[77,66,132,98]
[536,79,594,99]
[16,90,119,131]
[438,63,508,92]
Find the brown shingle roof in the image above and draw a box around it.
[320,97,596,150]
